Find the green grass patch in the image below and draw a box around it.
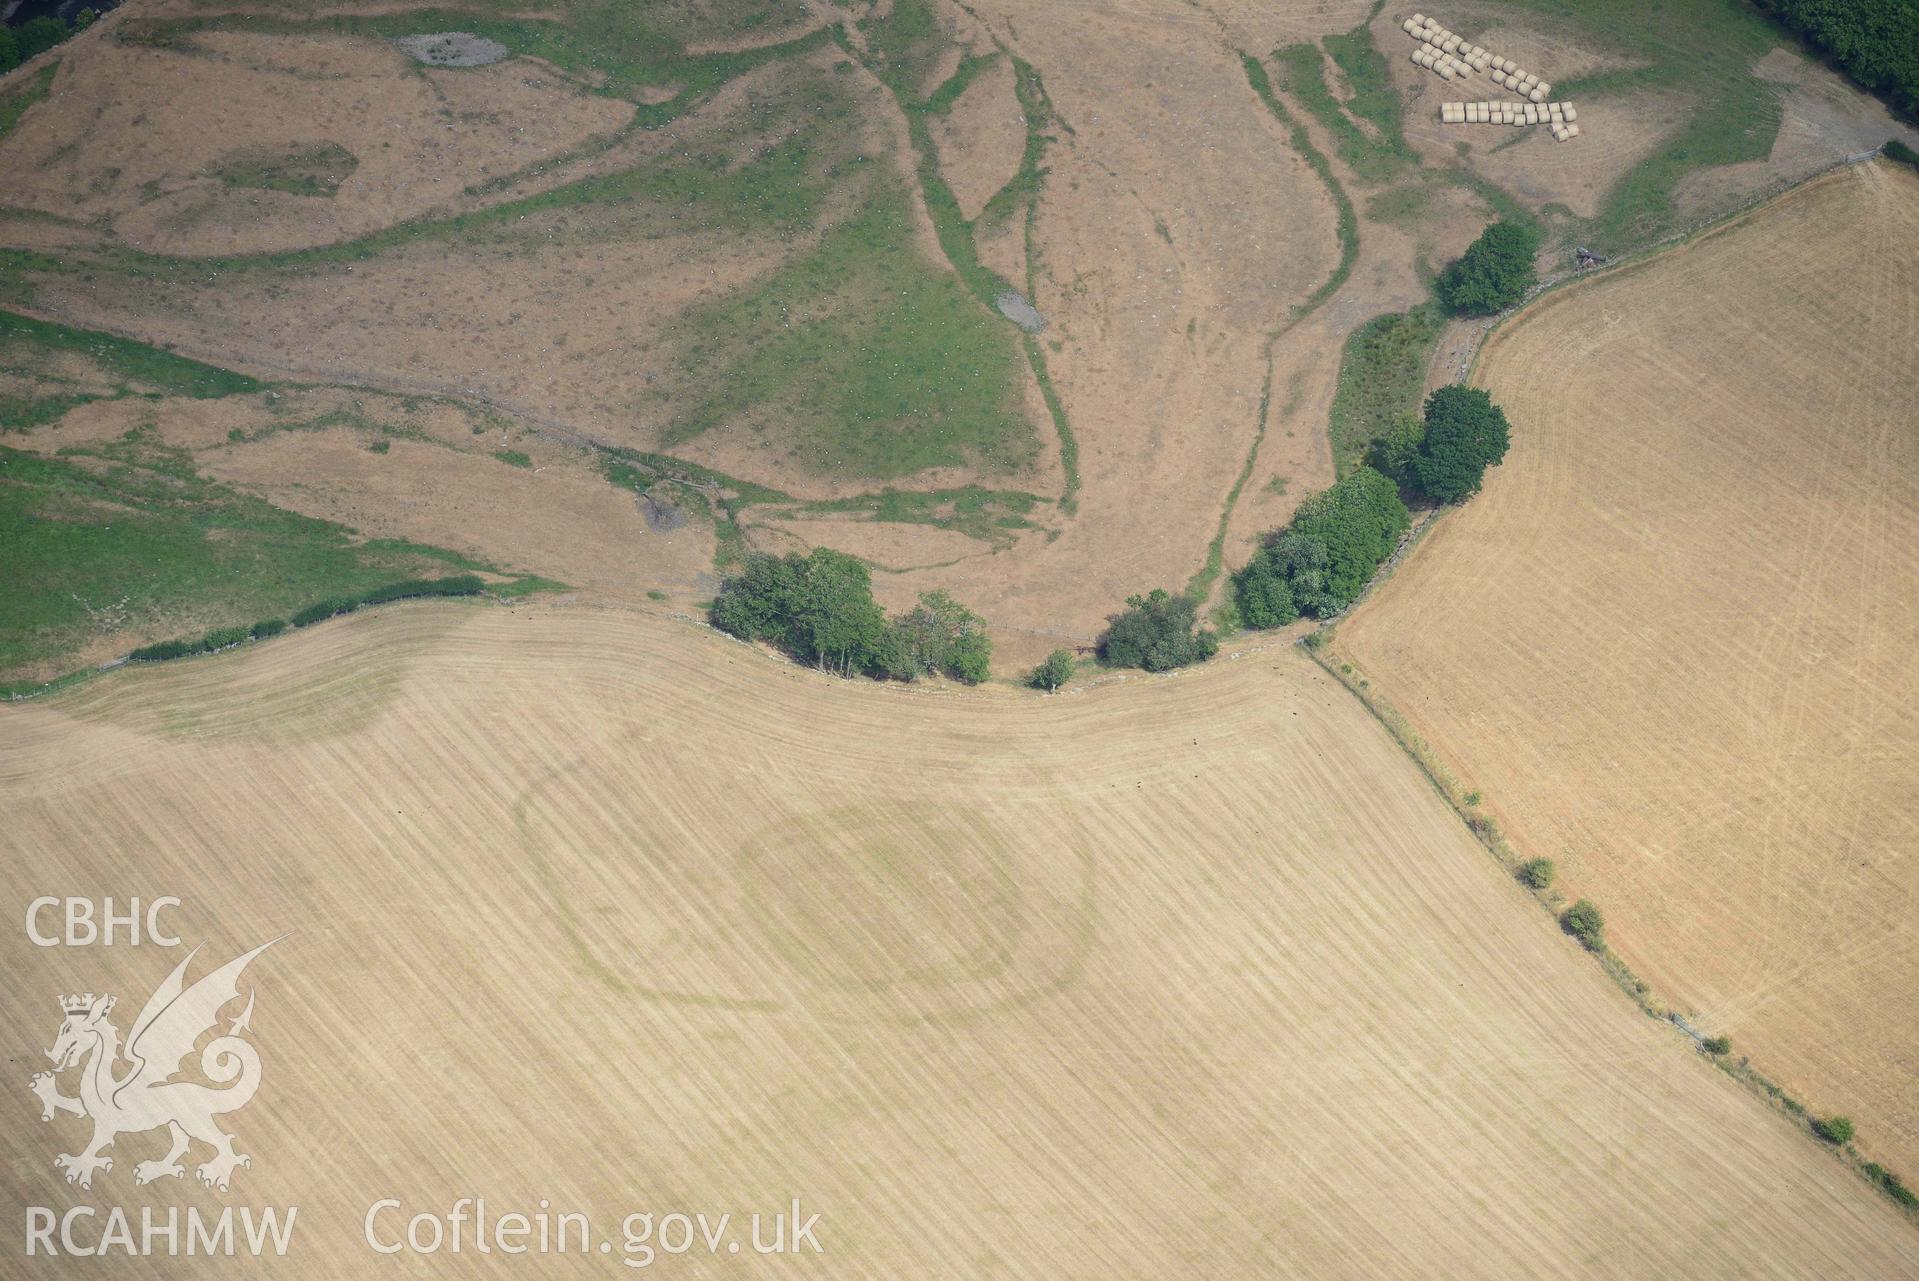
[1365,182,1435,227]
[16,62,851,286]
[0,62,56,144]
[119,5,829,122]
[0,390,93,433]
[1193,53,1367,607]
[1324,22,1412,161]
[599,447,793,506]
[493,448,532,468]
[1490,0,1785,252]
[1186,360,1276,606]
[0,310,263,399]
[846,16,1078,508]
[0,15,842,299]
[124,575,484,665]
[655,178,1037,481]
[1242,54,1358,315]
[1435,166,1538,233]
[925,51,997,115]
[857,0,946,101]
[1272,34,1410,185]
[798,484,1044,544]
[1327,304,1446,473]
[975,53,1053,237]
[1023,334,1078,513]
[0,439,528,677]
[600,447,794,569]
[988,55,1079,510]
[208,142,358,198]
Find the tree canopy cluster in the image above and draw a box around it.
[1098,589,1218,672]
[1753,0,1919,122]
[0,11,89,74]
[1561,899,1606,951]
[1371,386,1513,504]
[1028,648,1076,691]
[711,549,991,683]
[1436,220,1539,315]
[1232,467,1410,629]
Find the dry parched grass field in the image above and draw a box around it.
[4,601,1918,1277]
[1336,160,1919,1175]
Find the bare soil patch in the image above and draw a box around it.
[749,514,989,577]
[1673,46,1919,223]
[205,427,716,600]
[1380,15,1677,220]
[0,30,631,256]
[927,52,1024,221]
[893,0,1343,653]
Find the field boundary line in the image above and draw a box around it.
[1438,150,1890,389]
[1302,152,1919,1212]
[1,588,534,705]
[1307,629,1919,1225]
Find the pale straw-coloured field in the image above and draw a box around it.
[4,599,1916,1277]
[1336,159,1919,1177]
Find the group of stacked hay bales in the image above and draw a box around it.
[1402,14,1488,82]
[1406,13,1584,143]
[1440,100,1580,139]
[1491,60,1551,103]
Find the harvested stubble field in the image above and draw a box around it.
[5,600,1918,1276]
[1335,159,1919,1174]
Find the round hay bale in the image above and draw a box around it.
[1563,105,1577,122]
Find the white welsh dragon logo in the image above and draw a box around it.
[30,940,277,1192]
